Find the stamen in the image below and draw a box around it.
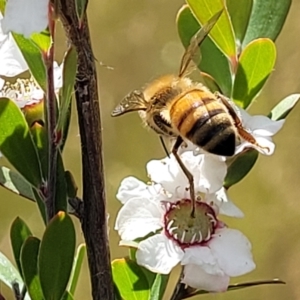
[167,219,174,230]
[190,233,196,244]
[181,230,186,243]
[168,226,176,234]
[198,231,202,242]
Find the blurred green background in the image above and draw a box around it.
[1,0,300,299]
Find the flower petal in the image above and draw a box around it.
[181,246,223,276]
[147,151,226,200]
[115,197,163,240]
[205,188,244,218]
[193,153,226,194]
[241,109,284,135]
[54,62,63,90]
[136,233,184,274]
[116,176,162,204]
[236,137,275,155]
[182,264,229,291]
[236,109,285,156]
[147,155,188,199]
[0,14,28,77]
[209,228,255,276]
[2,0,48,37]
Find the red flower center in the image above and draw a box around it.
[164,199,217,247]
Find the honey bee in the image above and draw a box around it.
[111,10,261,216]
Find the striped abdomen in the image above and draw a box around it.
[170,90,237,156]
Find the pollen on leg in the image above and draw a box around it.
[164,199,218,247]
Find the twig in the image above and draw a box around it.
[170,269,195,300]
[68,197,84,219]
[44,4,57,222]
[12,282,21,300]
[56,1,114,299]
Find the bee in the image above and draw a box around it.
[111,10,262,216]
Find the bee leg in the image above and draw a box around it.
[159,136,170,158]
[172,136,196,218]
[215,92,270,153]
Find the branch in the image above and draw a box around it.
[56,2,114,300]
[45,4,57,222]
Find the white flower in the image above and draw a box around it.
[205,187,244,218]
[1,0,48,37]
[115,177,255,292]
[236,108,285,155]
[0,13,28,78]
[146,151,243,217]
[0,62,63,109]
[0,78,43,108]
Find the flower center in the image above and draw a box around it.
[164,199,217,246]
[1,78,43,107]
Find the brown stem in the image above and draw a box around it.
[56,2,114,299]
[170,269,196,300]
[45,4,57,223]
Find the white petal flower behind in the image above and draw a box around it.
[0,13,28,78]
[1,0,49,37]
[0,60,63,109]
[236,108,285,155]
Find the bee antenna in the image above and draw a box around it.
[159,136,170,158]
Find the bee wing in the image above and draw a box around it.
[111,90,147,116]
[179,9,223,78]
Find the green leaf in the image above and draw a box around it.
[22,98,44,128]
[39,212,76,300]
[21,237,43,300]
[186,0,236,61]
[32,189,47,225]
[177,5,232,96]
[31,30,51,52]
[268,94,300,121]
[75,0,88,25]
[232,38,276,108]
[57,47,77,147]
[0,98,43,187]
[55,151,68,213]
[12,33,47,92]
[31,123,67,213]
[0,251,24,291]
[31,123,48,179]
[149,274,169,300]
[138,267,169,300]
[0,0,4,12]
[202,73,221,92]
[113,283,123,300]
[10,217,33,277]
[226,0,253,47]
[242,0,291,47]
[224,149,258,189]
[227,279,285,291]
[184,279,285,298]
[68,244,86,296]
[112,258,150,300]
[61,291,74,300]
[65,171,78,198]
[0,166,35,201]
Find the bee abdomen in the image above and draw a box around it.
[188,112,236,156]
[170,92,236,156]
